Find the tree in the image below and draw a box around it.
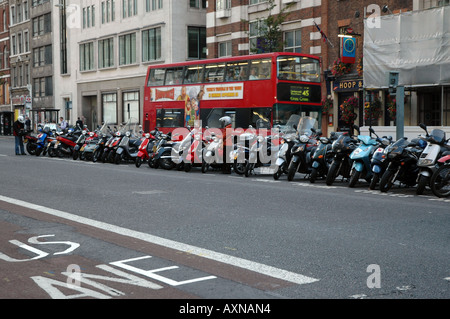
[245,0,294,54]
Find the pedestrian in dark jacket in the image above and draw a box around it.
[13,116,26,155]
[76,117,83,129]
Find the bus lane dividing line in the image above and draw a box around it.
[0,194,319,286]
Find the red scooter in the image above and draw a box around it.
[52,127,82,157]
[135,132,155,168]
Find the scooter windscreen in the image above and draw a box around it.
[118,117,140,138]
[296,116,317,137]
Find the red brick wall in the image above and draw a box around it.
[325,0,412,72]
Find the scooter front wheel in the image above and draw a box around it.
[135,157,142,168]
[287,160,299,181]
[273,165,283,180]
[309,167,318,183]
[201,161,209,173]
[244,163,255,177]
[114,153,122,165]
[369,173,380,190]
[416,175,428,195]
[379,169,396,192]
[348,169,360,188]
[326,161,339,186]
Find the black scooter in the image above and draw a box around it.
[115,131,143,164]
[286,129,319,181]
[325,132,358,186]
[379,137,425,192]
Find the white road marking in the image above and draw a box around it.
[0,194,319,286]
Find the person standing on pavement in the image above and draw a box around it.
[59,117,68,132]
[13,116,26,155]
[76,117,83,129]
[25,116,31,132]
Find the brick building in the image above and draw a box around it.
[0,0,11,135]
[0,0,10,111]
[326,0,412,133]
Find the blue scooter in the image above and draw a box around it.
[348,126,380,188]
[369,134,393,190]
[35,126,52,156]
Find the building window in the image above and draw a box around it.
[33,76,52,97]
[190,0,207,8]
[18,33,22,54]
[11,35,16,55]
[83,5,95,28]
[218,41,232,57]
[217,0,231,10]
[102,93,117,124]
[99,38,114,68]
[249,20,266,52]
[122,0,138,18]
[123,91,139,121]
[250,0,267,4]
[17,4,22,23]
[284,29,302,53]
[24,31,29,52]
[33,45,52,67]
[119,33,136,65]
[102,0,115,23]
[142,27,161,62]
[32,13,51,37]
[188,26,206,59]
[80,42,94,71]
[422,0,450,8]
[146,0,163,11]
[10,5,16,25]
[24,1,29,20]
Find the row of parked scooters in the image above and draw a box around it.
[22,115,450,198]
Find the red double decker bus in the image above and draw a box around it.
[143,52,321,133]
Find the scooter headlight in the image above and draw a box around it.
[300,135,309,143]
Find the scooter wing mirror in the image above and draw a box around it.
[419,123,429,136]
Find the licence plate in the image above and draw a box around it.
[80,146,85,151]
[23,139,28,143]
